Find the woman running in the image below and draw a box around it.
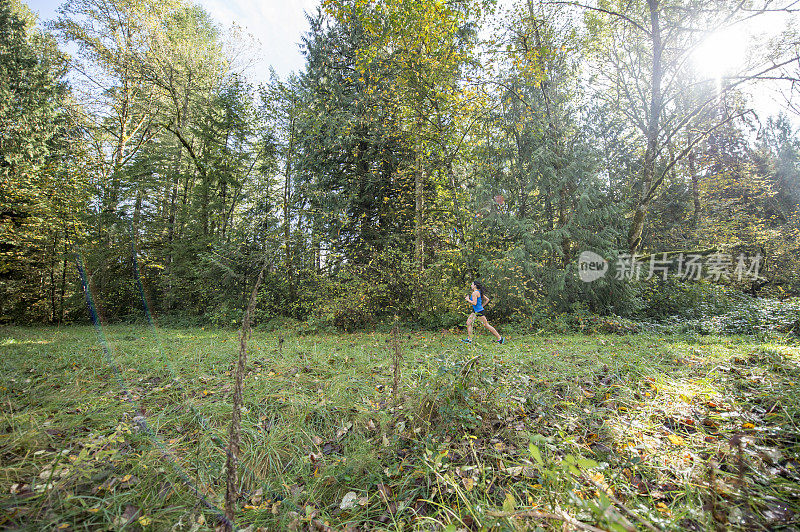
[462,280,504,344]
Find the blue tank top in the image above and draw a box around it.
[472,294,484,313]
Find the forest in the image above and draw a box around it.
[2,0,799,332]
[3,0,800,530]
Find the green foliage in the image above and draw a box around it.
[415,353,488,434]
[297,7,416,263]
[4,0,799,333]
[526,302,642,335]
[635,278,747,320]
[701,297,800,337]
[309,246,415,331]
[0,0,86,323]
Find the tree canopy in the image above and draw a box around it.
[1,0,799,326]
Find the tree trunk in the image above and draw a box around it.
[513,127,528,219]
[109,81,129,211]
[49,231,58,323]
[689,147,700,227]
[165,142,183,311]
[168,87,190,265]
[167,164,180,245]
[59,240,68,325]
[628,0,663,253]
[284,114,296,304]
[415,146,424,271]
[133,184,143,235]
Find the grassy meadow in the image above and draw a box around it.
[1,325,799,531]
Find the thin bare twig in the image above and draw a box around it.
[224,262,267,530]
[391,320,403,401]
[544,1,651,35]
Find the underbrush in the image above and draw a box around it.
[1,326,799,530]
[522,297,800,340]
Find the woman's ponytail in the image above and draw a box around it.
[473,280,487,298]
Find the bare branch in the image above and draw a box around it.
[544,1,651,35]
[646,109,752,206]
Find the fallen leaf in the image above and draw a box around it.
[656,502,672,515]
[117,505,140,527]
[119,475,138,489]
[667,434,686,446]
[322,442,341,455]
[461,477,475,491]
[311,519,333,531]
[377,483,392,500]
[503,466,537,478]
[502,492,516,513]
[340,491,358,510]
[336,422,353,440]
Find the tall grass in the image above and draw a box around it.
[1,326,798,530]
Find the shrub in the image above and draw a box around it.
[701,297,800,336]
[413,353,490,435]
[635,278,746,320]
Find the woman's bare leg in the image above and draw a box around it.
[478,316,501,340]
[466,313,475,340]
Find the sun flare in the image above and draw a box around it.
[692,29,748,79]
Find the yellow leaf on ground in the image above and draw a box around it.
[667,434,686,445]
[461,477,474,491]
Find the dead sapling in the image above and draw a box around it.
[391,322,403,402]
[705,457,726,530]
[459,355,481,388]
[731,434,751,517]
[223,264,266,531]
